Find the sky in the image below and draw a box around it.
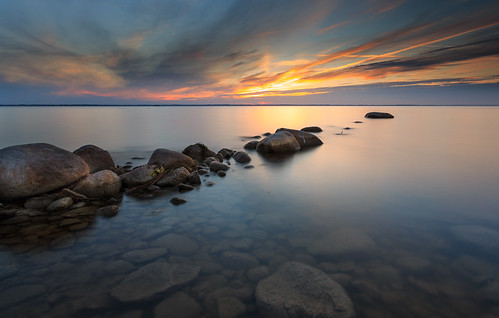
[0,0,498,105]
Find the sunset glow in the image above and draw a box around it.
[0,0,498,104]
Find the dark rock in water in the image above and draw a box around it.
[111,261,200,302]
[47,197,73,211]
[120,165,157,187]
[233,151,251,163]
[198,168,209,176]
[131,157,146,160]
[154,292,202,318]
[256,131,301,153]
[0,284,47,308]
[156,167,190,187]
[210,161,230,172]
[73,170,121,198]
[186,170,201,185]
[24,195,58,210]
[151,233,199,256]
[0,143,90,202]
[204,157,217,166]
[148,148,197,171]
[170,197,187,205]
[244,165,255,169]
[217,171,227,177]
[206,181,215,187]
[242,135,261,139]
[262,132,272,137]
[365,112,394,118]
[354,121,363,123]
[244,141,259,150]
[218,148,235,159]
[97,205,119,217]
[73,144,115,173]
[178,183,194,191]
[276,128,323,147]
[214,153,224,162]
[307,228,376,257]
[344,127,351,130]
[255,262,355,318]
[220,251,259,270]
[301,126,323,133]
[218,296,247,318]
[182,143,216,162]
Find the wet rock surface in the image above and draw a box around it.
[233,151,251,163]
[365,112,394,118]
[256,131,301,153]
[255,262,355,318]
[73,144,115,173]
[148,148,197,171]
[73,170,121,198]
[111,261,200,302]
[276,128,323,147]
[0,143,89,202]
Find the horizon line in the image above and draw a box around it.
[1,103,499,107]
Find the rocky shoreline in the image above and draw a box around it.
[0,115,394,317]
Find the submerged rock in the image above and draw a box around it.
[220,251,259,270]
[451,225,499,250]
[255,262,355,318]
[182,143,216,162]
[111,261,200,302]
[0,143,89,202]
[308,228,376,258]
[170,197,188,205]
[148,148,197,172]
[300,126,323,132]
[97,205,119,217]
[73,170,121,198]
[256,131,301,153]
[276,128,323,147]
[365,112,394,118]
[233,151,251,163]
[73,144,115,173]
[154,292,202,318]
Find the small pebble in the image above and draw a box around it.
[170,197,187,205]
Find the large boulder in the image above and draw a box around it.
[255,262,355,318]
[73,145,115,173]
[148,148,197,172]
[156,167,190,187]
[0,143,89,202]
[182,143,216,162]
[73,170,121,198]
[275,128,323,147]
[256,131,301,154]
[365,112,394,119]
[111,261,200,302]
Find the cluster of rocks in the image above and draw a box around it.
[0,142,255,216]
[242,127,324,154]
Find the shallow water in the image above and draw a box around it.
[1,106,499,317]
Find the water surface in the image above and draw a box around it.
[1,106,498,317]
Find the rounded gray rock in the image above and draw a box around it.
[256,131,301,153]
[148,148,197,171]
[182,143,216,162]
[73,170,121,198]
[300,126,323,133]
[120,165,158,187]
[275,128,323,147]
[365,112,394,118]
[156,167,190,187]
[233,151,251,163]
[73,144,115,173]
[47,197,73,211]
[210,161,230,172]
[111,261,200,302]
[0,143,89,202]
[255,261,355,318]
[244,141,259,150]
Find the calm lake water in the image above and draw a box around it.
[1,106,499,317]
